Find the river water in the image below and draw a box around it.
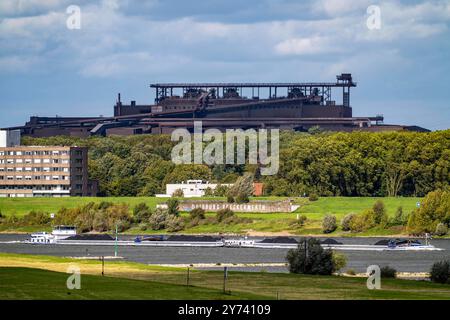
[0,234,449,273]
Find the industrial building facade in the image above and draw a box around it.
[4,74,428,137]
[0,145,97,197]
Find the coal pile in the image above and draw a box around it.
[166,235,221,242]
[260,237,298,244]
[320,238,343,245]
[65,234,114,241]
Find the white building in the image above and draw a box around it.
[156,180,231,197]
[0,130,20,148]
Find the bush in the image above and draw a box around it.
[332,252,347,272]
[226,194,235,203]
[341,213,355,231]
[133,203,152,223]
[349,209,376,232]
[214,184,230,197]
[166,198,179,216]
[92,211,108,232]
[172,189,184,197]
[204,187,214,196]
[435,223,448,236]
[235,192,249,204]
[21,211,51,226]
[430,260,450,284]
[166,215,184,232]
[372,200,388,225]
[138,223,147,231]
[216,208,235,223]
[380,266,397,278]
[189,208,206,220]
[391,206,406,226]
[346,269,356,276]
[407,189,450,234]
[290,215,307,228]
[308,193,319,201]
[115,219,131,233]
[228,173,254,201]
[148,209,168,230]
[286,238,335,275]
[322,215,337,234]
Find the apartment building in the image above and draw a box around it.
[0,131,97,197]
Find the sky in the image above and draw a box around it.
[0,0,449,130]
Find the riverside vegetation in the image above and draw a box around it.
[21,130,449,197]
[0,190,448,237]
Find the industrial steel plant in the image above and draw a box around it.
[4,73,428,137]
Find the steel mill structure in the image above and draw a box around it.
[4,74,428,137]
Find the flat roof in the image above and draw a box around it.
[150,82,356,88]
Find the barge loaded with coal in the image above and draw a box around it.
[15,227,444,251]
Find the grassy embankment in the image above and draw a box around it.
[0,253,449,300]
[0,196,421,236]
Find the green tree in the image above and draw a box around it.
[166,198,180,216]
[286,238,335,275]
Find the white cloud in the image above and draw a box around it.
[275,36,338,55]
[0,0,69,17]
[0,0,449,76]
[313,0,372,16]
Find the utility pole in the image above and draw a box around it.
[101,256,104,276]
[186,267,190,286]
[114,225,118,258]
[223,267,228,294]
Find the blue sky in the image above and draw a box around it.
[0,0,449,130]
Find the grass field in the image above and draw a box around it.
[0,196,422,236]
[0,253,449,300]
[0,267,265,300]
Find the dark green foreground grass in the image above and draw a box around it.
[0,267,266,300]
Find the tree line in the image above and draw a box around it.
[22,129,450,197]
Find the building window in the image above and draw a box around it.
[43,159,50,164]
[34,159,41,164]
